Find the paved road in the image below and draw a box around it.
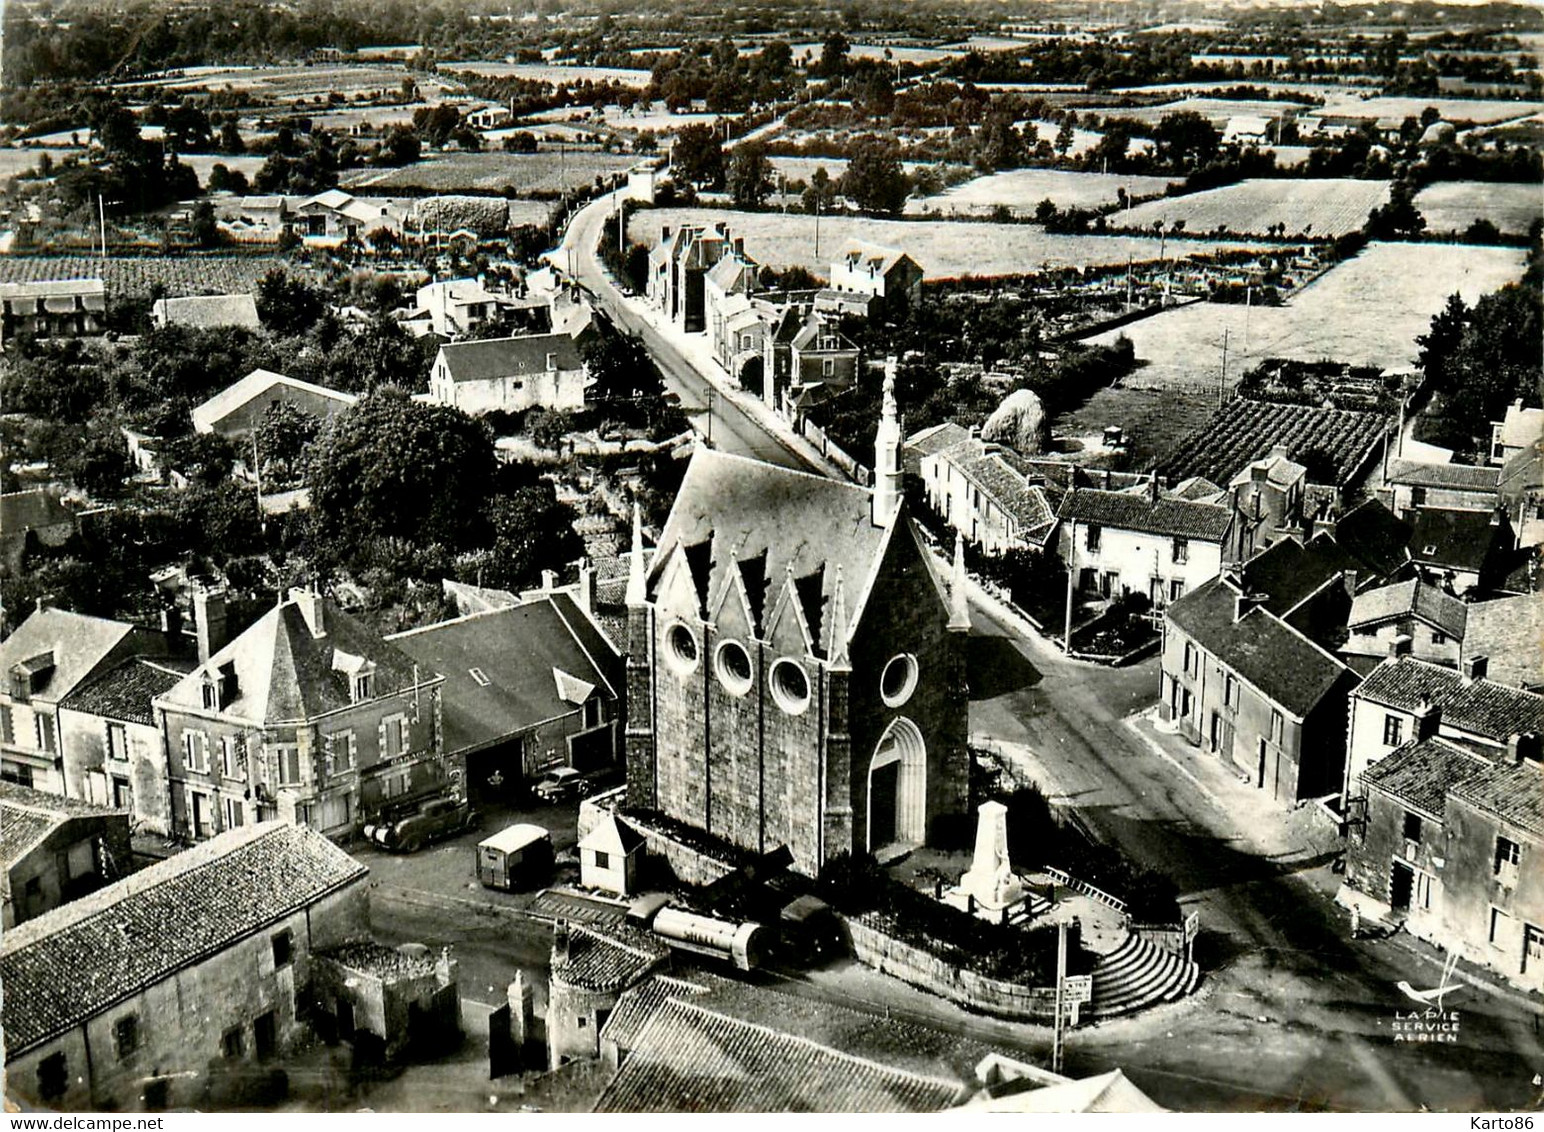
[555,190,819,473]
[963,596,1544,1112]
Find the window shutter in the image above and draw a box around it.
[378,718,388,758]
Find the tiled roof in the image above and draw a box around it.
[599,972,717,1051]
[317,940,439,981]
[1409,507,1503,574]
[0,489,73,533]
[1353,656,1544,741]
[0,782,124,863]
[1387,458,1501,493]
[437,333,582,383]
[594,997,967,1112]
[60,656,192,727]
[1333,498,1412,581]
[151,293,261,330]
[156,595,423,725]
[1464,594,1544,692]
[1362,736,1492,818]
[1448,756,1544,837]
[1349,579,1468,639]
[551,923,668,993]
[190,368,356,433]
[1,822,367,1054]
[388,594,620,758]
[0,607,141,706]
[1167,576,1353,718]
[1059,487,1232,542]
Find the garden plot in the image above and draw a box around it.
[119,64,460,104]
[343,150,637,195]
[1082,241,1528,387]
[437,61,653,88]
[1112,179,1391,238]
[629,208,1272,279]
[0,255,290,298]
[906,168,1178,217]
[1414,181,1544,237]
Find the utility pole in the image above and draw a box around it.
[98,194,108,260]
[1063,519,1075,654]
[814,195,821,260]
[1219,327,1230,409]
[1052,920,1069,1074]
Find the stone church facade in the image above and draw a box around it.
[623,369,971,876]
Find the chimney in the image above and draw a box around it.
[661,225,671,242]
[1413,695,1440,740]
[1342,568,1358,598]
[1507,731,1541,765]
[159,604,184,651]
[507,972,535,1055]
[435,945,456,989]
[541,569,558,592]
[1147,472,1161,504]
[552,919,571,965]
[1233,592,1267,623]
[1101,469,1112,490]
[546,351,557,371]
[289,586,325,639]
[735,237,745,256]
[1251,462,1269,484]
[1389,634,1412,657]
[1462,653,1488,682]
[193,585,229,663]
[34,595,52,613]
[577,559,595,614]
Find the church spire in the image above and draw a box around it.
[872,355,902,527]
[948,532,972,633]
[827,565,851,670]
[626,500,646,606]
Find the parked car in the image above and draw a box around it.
[364,796,479,852]
[532,766,592,803]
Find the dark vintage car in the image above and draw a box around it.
[364,796,479,853]
[532,766,593,803]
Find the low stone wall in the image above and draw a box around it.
[1130,922,1186,956]
[577,790,736,888]
[842,915,1067,1024]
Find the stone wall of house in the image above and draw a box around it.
[1440,795,1544,993]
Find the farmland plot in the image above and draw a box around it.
[438,62,653,88]
[1308,96,1544,126]
[0,255,290,298]
[1081,97,1308,127]
[629,208,1273,279]
[0,149,77,179]
[1112,179,1391,238]
[906,168,1178,217]
[1414,181,1544,236]
[180,154,270,184]
[343,151,637,195]
[1082,241,1527,387]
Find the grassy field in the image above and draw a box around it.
[1113,178,1391,238]
[180,154,271,185]
[906,168,1179,217]
[344,151,637,195]
[1082,241,1527,386]
[1308,96,1544,125]
[118,64,460,103]
[1414,181,1544,236]
[629,208,1273,279]
[0,149,76,179]
[0,255,288,298]
[437,61,653,88]
[1081,97,1308,126]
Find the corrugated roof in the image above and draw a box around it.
[1167,575,1353,718]
[1362,736,1493,818]
[1,822,367,1054]
[60,656,192,727]
[1448,756,1544,837]
[1060,487,1232,542]
[1349,579,1468,639]
[1353,656,1544,741]
[594,997,967,1112]
[436,333,582,383]
[387,594,619,758]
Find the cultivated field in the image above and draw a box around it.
[0,255,289,298]
[437,62,653,88]
[629,208,1273,279]
[1112,178,1391,238]
[117,64,459,103]
[1159,400,1389,487]
[180,154,271,185]
[1019,120,1156,159]
[906,168,1178,217]
[1082,241,1528,386]
[343,151,637,195]
[1414,181,1544,236]
[1082,97,1308,127]
[1308,96,1544,125]
[0,149,77,179]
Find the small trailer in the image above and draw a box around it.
[476,824,554,892]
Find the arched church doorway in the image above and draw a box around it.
[866,717,926,854]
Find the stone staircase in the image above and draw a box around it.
[1086,934,1201,1020]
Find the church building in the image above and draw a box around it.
[622,366,971,877]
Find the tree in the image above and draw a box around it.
[165,101,212,152]
[380,126,421,166]
[583,329,656,401]
[256,269,325,336]
[1054,118,1076,156]
[1154,110,1220,170]
[673,122,725,188]
[502,131,538,154]
[189,200,219,247]
[472,480,585,591]
[254,400,321,487]
[306,390,497,555]
[206,163,249,194]
[819,31,850,79]
[62,417,134,499]
[841,138,909,215]
[161,431,235,488]
[728,144,775,208]
[218,118,245,154]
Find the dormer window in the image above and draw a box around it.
[201,678,219,711]
[353,671,374,702]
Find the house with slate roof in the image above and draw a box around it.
[1489,399,1544,466]
[1462,593,1544,693]
[1407,505,1514,596]
[829,239,923,319]
[150,293,261,331]
[1345,578,1467,671]
[1497,439,1544,549]
[1342,730,1544,993]
[59,656,192,833]
[624,365,971,876]
[1,604,161,794]
[387,591,621,805]
[411,277,521,338]
[1059,479,1235,609]
[153,588,450,843]
[646,222,733,332]
[1227,446,1308,560]
[1162,566,1360,805]
[1,781,131,929]
[428,332,586,415]
[0,822,370,1111]
[911,428,1065,555]
[191,367,357,438]
[1342,654,1544,805]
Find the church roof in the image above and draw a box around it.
[648,450,944,654]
